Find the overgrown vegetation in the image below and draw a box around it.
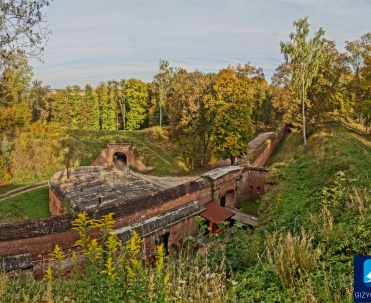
[1,118,369,302]
[0,213,239,302]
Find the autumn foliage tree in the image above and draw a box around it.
[345,33,371,131]
[169,70,214,168]
[208,64,261,164]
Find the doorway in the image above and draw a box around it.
[220,195,226,207]
[160,232,170,255]
[113,152,127,170]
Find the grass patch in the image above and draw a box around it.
[241,198,260,217]
[0,186,49,223]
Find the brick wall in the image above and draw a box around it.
[0,179,212,276]
[142,216,200,257]
[49,187,63,215]
[249,124,286,167]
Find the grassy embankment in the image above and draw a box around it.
[232,117,370,302]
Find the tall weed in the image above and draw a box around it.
[265,228,320,287]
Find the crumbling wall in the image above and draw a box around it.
[235,167,268,207]
[142,216,200,256]
[49,187,64,215]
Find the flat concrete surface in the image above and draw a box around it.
[226,206,259,227]
[201,166,241,180]
[50,166,164,211]
[247,132,273,155]
[218,132,273,166]
[130,171,201,188]
[49,166,201,211]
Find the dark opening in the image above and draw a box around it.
[113,152,127,170]
[160,232,170,255]
[220,195,226,207]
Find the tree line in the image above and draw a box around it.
[0,17,371,174]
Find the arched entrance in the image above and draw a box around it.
[113,152,128,170]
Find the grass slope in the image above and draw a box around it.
[65,127,190,176]
[0,186,49,223]
[233,118,371,302]
[261,119,371,229]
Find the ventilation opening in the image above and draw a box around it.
[113,152,127,170]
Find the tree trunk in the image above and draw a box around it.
[230,155,235,165]
[123,100,126,130]
[200,136,209,168]
[159,103,162,128]
[302,73,307,154]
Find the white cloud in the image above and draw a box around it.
[30,0,371,87]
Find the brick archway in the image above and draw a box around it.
[92,143,153,171]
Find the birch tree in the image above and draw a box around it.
[153,59,174,128]
[280,17,325,153]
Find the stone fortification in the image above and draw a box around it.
[0,125,286,276]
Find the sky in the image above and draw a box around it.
[30,0,371,88]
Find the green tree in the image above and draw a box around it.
[345,33,371,129]
[280,17,325,153]
[96,82,116,130]
[124,78,149,130]
[0,52,33,106]
[75,96,94,130]
[0,53,33,131]
[271,63,299,125]
[169,70,215,168]
[153,59,175,127]
[69,85,82,128]
[52,88,72,126]
[307,40,352,123]
[116,79,127,130]
[28,80,51,122]
[84,84,100,130]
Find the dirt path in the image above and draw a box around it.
[0,181,48,201]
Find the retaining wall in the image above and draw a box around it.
[249,123,287,167]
